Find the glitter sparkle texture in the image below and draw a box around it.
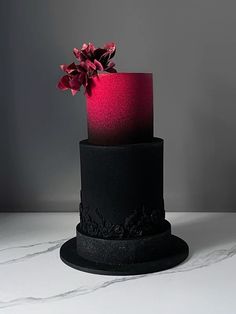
[86,73,153,145]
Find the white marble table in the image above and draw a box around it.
[0,212,236,314]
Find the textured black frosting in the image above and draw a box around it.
[79,138,165,239]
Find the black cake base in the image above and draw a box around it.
[60,220,189,276]
[60,138,189,275]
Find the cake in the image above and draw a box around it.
[59,43,189,275]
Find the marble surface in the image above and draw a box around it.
[0,212,236,314]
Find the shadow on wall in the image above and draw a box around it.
[187,76,236,212]
[1,1,87,211]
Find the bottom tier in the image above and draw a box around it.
[60,137,189,275]
[79,138,165,239]
[60,220,189,275]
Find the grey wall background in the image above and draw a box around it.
[1,0,236,212]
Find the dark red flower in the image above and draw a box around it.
[58,42,117,95]
[57,62,82,95]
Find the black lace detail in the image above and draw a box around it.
[79,203,163,239]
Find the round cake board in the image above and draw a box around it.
[60,236,189,276]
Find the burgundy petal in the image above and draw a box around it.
[73,48,87,61]
[73,48,80,59]
[94,59,103,71]
[60,63,78,74]
[104,42,116,58]
[69,75,81,90]
[66,62,77,73]
[106,67,117,73]
[105,61,115,69]
[81,43,88,50]
[71,89,78,96]
[85,59,96,71]
[80,42,96,61]
[78,61,87,72]
[58,75,70,90]
[87,42,95,53]
[60,64,67,72]
[94,48,107,60]
[79,72,88,87]
[99,52,110,66]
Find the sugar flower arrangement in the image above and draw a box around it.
[58,42,117,95]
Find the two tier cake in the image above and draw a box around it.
[58,43,188,275]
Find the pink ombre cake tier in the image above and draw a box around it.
[86,73,153,145]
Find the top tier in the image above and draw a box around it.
[86,73,153,145]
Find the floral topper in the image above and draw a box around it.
[58,42,117,95]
